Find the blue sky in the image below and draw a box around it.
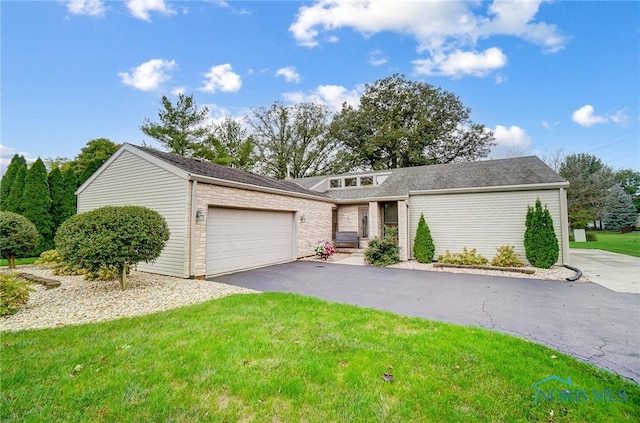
[2,0,639,174]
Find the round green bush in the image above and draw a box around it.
[0,211,39,268]
[55,206,170,289]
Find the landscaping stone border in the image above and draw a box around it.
[432,263,536,274]
[17,273,61,289]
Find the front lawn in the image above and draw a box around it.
[0,257,38,267]
[2,293,638,422]
[570,231,640,257]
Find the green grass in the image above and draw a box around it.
[570,231,640,257]
[0,257,38,267]
[1,293,638,422]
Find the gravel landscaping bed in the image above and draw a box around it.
[388,260,587,281]
[0,266,259,332]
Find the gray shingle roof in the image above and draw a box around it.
[132,145,330,199]
[293,156,568,201]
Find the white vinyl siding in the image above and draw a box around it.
[206,208,295,276]
[409,189,564,265]
[77,150,189,277]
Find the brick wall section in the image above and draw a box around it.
[193,184,335,276]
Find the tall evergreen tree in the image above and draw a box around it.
[48,167,65,231]
[60,168,77,224]
[22,158,53,252]
[140,93,210,157]
[5,164,27,214]
[413,213,435,263]
[524,199,559,269]
[603,185,637,231]
[1,154,27,210]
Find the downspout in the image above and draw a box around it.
[189,179,198,278]
[559,187,570,265]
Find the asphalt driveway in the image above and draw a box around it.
[213,261,640,383]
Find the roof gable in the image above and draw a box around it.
[132,145,330,199]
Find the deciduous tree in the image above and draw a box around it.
[55,206,170,290]
[0,212,39,268]
[330,74,495,170]
[614,169,640,212]
[194,117,257,170]
[73,138,120,178]
[559,153,615,225]
[248,102,349,178]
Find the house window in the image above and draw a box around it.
[345,177,357,187]
[383,202,398,226]
[358,207,369,238]
[360,176,373,186]
[332,208,338,239]
[330,179,342,188]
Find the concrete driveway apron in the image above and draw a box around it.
[569,248,640,294]
[212,261,640,383]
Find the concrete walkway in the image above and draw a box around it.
[570,249,640,294]
[213,261,640,383]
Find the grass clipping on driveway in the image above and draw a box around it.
[2,293,638,422]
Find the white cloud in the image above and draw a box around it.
[369,49,388,66]
[126,0,175,21]
[413,47,507,77]
[610,109,629,124]
[490,125,532,158]
[118,59,176,91]
[0,145,34,176]
[65,0,106,16]
[289,0,566,78]
[572,105,607,127]
[199,64,242,93]
[275,66,301,83]
[282,84,361,112]
[171,86,186,96]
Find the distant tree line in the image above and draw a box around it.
[140,74,496,179]
[551,152,638,230]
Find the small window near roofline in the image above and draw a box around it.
[330,179,342,188]
[360,176,373,186]
[344,177,357,187]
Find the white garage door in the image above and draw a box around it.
[207,208,295,276]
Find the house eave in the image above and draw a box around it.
[188,174,335,202]
[409,181,570,196]
[332,195,409,204]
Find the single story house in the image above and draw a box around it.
[77,144,570,278]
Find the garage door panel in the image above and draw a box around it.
[207,208,295,275]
